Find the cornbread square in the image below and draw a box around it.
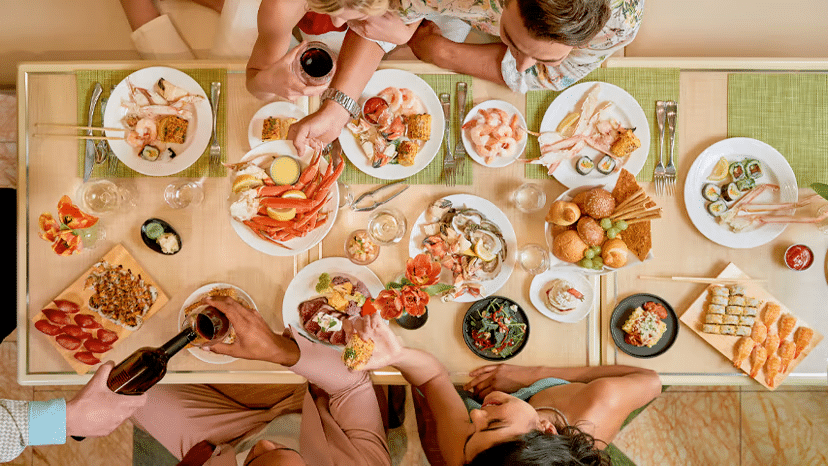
[396,140,419,167]
[157,115,189,144]
[262,117,297,141]
[407,114,432,140]
[610,128,641,158]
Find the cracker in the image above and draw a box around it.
[612,169,652,261]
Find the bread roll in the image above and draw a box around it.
[546,200,580,226]
[602,238,628,268]
[583,188,616,219]
[552,230,588,263]
[576,216,605,246]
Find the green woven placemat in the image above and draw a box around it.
[728,73,828,187]
[339,73,473,186]
[76,68,227,178]
[524,68,680,182]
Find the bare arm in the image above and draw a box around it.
[119,0,161,31]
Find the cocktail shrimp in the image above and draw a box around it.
[378,87,403,114]
[126,118,158,148]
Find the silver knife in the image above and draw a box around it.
[453,82,468,161]
[84,82,103,182]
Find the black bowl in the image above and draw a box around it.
[140,218,182,255]
[462,296,530,361]
[609,293,678,358]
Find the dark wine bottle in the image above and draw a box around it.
[106,327,198,395]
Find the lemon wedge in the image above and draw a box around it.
[281,190,307,199]
[267,206,296,221]
[557,112,580,138]
[708,157,730,181]
[232,174,264,194]
[474,239,496,262]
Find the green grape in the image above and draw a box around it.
[578,258,593,269]
[600,218,612,230]
[592,257,604,269]
[606,227,619,239]
[591,245,602,255]
[583,249,596,259]
[615,220,629,231]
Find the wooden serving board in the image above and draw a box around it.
[679,262,823,390]
[31,244,169,374]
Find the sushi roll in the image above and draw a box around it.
[720,182,742,202]
[707,304,726,315]
[161,148,177,159]
[729,161,746,181]
[702,183,721,202]
[745,160,763,179]
[745,297,760,307]
[723,314,740,325]
[721,325,737,335]
[728,296,746,306]
[711,296,729,306]
[743,306,759,317]
[703,324,722,334]
[595,154,616,175]
[711,285,729,297]
[736,326,752,336]
[736,177,755,192]
[705,314,724,324]
[707,200,728,217]
[739,316,756,326]
[726,305,744,315]
[140,145,160,161]
[728,284,746,296]
[575,156,595,175]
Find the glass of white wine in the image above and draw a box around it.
[77,179,135,215]
[367,207,407,245]
[164,181,204,209]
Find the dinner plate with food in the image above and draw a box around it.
[409,194,517,302]
[683,137,798,249]
[529,270,594,323]
[104,66,212,176]
[461,100,527,167]
[339,69,444,180]
[247,101,307,149]
[610,293,678,358]
[545,169,657,275]
[282,257,384,349]
[462,296,529,361]
[227,140,339,256]
[532,82,650,189]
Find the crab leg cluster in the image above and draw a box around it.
[719,185,828,231]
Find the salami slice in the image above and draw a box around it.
[53,299,80,314]
[74,351,101,366]
[34,319,62,336]
[42,308,71,325]
[55,334,82,351]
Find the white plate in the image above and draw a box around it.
[178,283,258,364]
[247,101,307,149]
[461,100,527,168]
[338,69,444,180]
[282,257,384,348]
[683,137,798,249]
[229,140,338,256]
[104,66,212,176]
[538,81,650,189]
[544,185,654,275]
[529,270,594,323]
[409,194,517,302]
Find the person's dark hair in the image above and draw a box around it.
[514,0,611,46]
[465,426,611,466]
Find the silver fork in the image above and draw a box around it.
[209,82,221,168]
[654,101,666,196]
[665,101,678,196]
[439,93,455,186]
[452,81,468,186]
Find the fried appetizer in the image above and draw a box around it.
[396,140,420,167]
[157,115,189,144]
[610,128,641,159]
[406,114,432,140]
[262,117,297,141]
[342,333,375,370]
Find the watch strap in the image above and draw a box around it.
[321,88,360,119]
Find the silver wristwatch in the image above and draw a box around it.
[321,88,360,119]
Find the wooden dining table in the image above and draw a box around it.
[15,58,828,387]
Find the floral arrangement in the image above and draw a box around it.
[38,195,99,256]
[364,254,451,320]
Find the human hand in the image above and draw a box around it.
[463,364,538,399]
[344,313,405,371]
[264,41,329,101]
[406,20,447,63]
[348,14,422,45]
[205,297,299,366]
[288,102,351,154]
[65,361,147,438]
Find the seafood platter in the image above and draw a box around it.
[533,82,650,189]
[679,263,823,390]
[461,100,527,167]
[545,168,657,275]
[339,69,444,180]
[247,101,307,149]
[103,66,212,176]
[610,293,678,358]
[227,140,340,256]
[178,283,256,364]
[30,244,168,374]
[684,137,799,249]
[462,296,529,361]
[282,257,384,349]
[529,270,594,323]
[409,194,517,302]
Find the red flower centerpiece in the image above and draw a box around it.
[38,196,100,256]
[364,254,450,326]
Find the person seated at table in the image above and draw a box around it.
[348,313,662,466]
[130,295,390,466]
[0,362,148,462]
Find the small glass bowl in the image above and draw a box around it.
[518,243,550,275]
[345,229,380,265]
[367,207,407,245]
[512,183,547,213]
[784,244,814,271]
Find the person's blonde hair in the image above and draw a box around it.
[306,0,389,16]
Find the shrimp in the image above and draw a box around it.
[398,88,423,115]
[793,327,814,358]
[381,115,406,141]
[378,87,403,114]
[126,118,158,148]
[764,354,781,387]
[763,302,781,326]
[778,314,797,340]
[509,114,525,142]
[495,137,519,159]
[750,321,767,344]
[749,345,767,378]
[764,331,780,355]
[778,340,795,373]
[732,337,755,368]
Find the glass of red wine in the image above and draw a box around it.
[181,304,231,347]
[292,41,337,86]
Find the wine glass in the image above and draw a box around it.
[817,205,828,234]
[78,222,107,250]
[164,181,204,209]
[367,207,407,246]
[77,179,136,215]
[292,41,337,86]
[180,304,231,347]
[518,243,550,275]
[512,183,547,213]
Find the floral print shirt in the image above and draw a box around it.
[396,0,645,92]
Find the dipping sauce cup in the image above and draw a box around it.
[784,244,814,271]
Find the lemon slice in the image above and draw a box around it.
[232,174,264,194]
[708,157,730,181]
[281,190,307,199]
[557,112,580,138]
[473,239,496,262]
[267,206,296,221]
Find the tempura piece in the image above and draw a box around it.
[763,302,781,327]
[778,314,797,340]
[778,340,795,373]
[733,337,755,368]
[765,354,781,388]
[793,327,814,358]
[764,332,780,355]
[749,345,767,378]
[750,321,767,344]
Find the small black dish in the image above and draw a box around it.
[395,306,429,330]
[462,296,530,361]
[610,293,678,358]
[140,218,182,255]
